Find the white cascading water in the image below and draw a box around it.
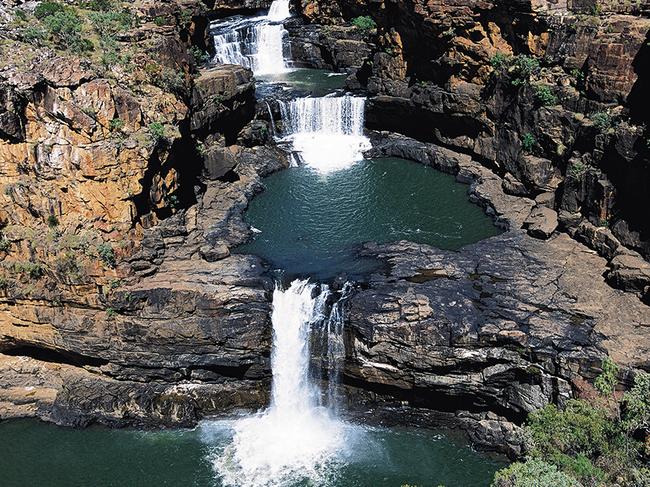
[211,0,291,75]
[278,96,372,172]
[212,280,351,487]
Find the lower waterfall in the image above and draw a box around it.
[212,280,353,487]
[278,96,371,172]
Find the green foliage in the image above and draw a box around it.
[523,396,646,486]
[47,214,59,228]
[521,133,536,153]
[106,307,116,318]
[533,84,558,106]
[492,459,580,487]
[55,253,83,281]
[622,371,650,435]
[568,160,587,179]
[594,357,619,396]
[81,0,116,11]
[510,55,540,87]
[591,111,612,132]
[154,16,167,26]
[527,400,616,459]
[97,243,116,268]
[189,46,209,66]
[89,10,133,36]
[351,16,377,32]
[148,122,165,143]
[490,52,510,70]
[12,261,44,280]
[571,68,585,86]
[34,1,65,20]
[0,237,10,252]
[21,25,47,45]
[14,10,29,22]
[42,10,94,53]
[150,66,187,95]
[109,118,124,132]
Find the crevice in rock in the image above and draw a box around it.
[1,344,109,368]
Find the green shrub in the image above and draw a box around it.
[152,67,187,95]
[21,26,47,44]
[89,10,132,35]
[521,133,536,153]
[527,400,616,459]
[0,238,10,252]
[109,118,124,131]
[55,253,83,281]
[97,243,116,268]
[351,16,377,32]
[148,122,165,143]
[14,10,29,22]
[490,52,510,70]
[568,160,587,179]
[154,16,167,26]
[591,111,612,132]
[622,371,650,435]
[189,46,209,65]
[82,0,115,11]
[47,214,59,228]
[492,459,580,487]
[594,357,619,396]
[34,1,65,20]
[510,55,540,87]
[13,261,44,280]
[533,84,558,106]
[42,10,94,53]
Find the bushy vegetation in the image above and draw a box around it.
[533,84,558,106]
[592,111,613,133]
[491,53,541,87]
[521,133,536,154]
[492,360,650,487]
[351,16,377,32]
[148,122,166,143]
[97,242,116,268]
[568,160,588,179]
[492,459,580,487]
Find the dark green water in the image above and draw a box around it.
[0,419,504,487]
[257,68,348,96]
[238,157,500,279]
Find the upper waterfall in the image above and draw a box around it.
[210,0,291,75]
[278,96,372,172]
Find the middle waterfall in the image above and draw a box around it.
[278,96,372,172]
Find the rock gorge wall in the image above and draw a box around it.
[0,0,647,458]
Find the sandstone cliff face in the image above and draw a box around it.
[0,0,284,426]
[294,0,650,301]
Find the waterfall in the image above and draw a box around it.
[211,0,291,75]
[278,96,372,172]
[267,0,291,21]
[213,279,352,487]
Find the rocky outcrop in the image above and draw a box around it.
[344,132,650,455]
[292,0,650,299]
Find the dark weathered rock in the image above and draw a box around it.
[523,206,558,239]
